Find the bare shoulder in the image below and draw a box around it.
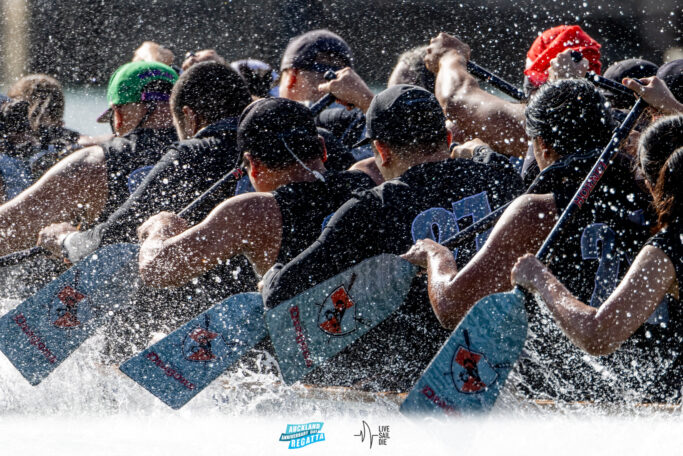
[204,191,281,229]
[500,193,557,227]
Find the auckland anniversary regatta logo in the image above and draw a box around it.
[279,422,325,449]
[48,270,93,329]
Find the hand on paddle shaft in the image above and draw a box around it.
[0,166,247,386]
[401,93,649,417]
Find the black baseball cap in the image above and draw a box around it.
[237,97,322,168]
[280,29,352,74]
[657,59,683,103]
[354,84,447,148]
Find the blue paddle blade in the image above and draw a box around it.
[266,254,419,384]
[0,243,140,385]
[400,288,528,416]
[119,292,266,409]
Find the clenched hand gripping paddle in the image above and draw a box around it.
[400,97,648,416]
[118,62,555,407]
[120,195,510,408]
[0,167,245,385]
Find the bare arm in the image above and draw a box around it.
[402,194,558,328]
[425,33,527,158]
[138,192,282,287]
[0,146,108,255]
[512,246,677,356]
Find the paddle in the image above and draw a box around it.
[0,167,246,385]
[400,96,648,416]
[118,63,527,405]
[465,61,525,101]
[309,70,339,117]
[0,246,49,268]
[120,193,512,407]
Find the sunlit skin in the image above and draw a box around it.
[0,103,172,257]
[511,247,678,356]
[424,33,528,158]
[279,68,331,103]
[401,136,560,328]
[137,146,328,287]
[36,105,207,257]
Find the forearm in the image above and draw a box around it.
[139,232,216,288]
[436,54,527,157]
[525,266,604,353]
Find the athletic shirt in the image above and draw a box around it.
[605,218,683,402]
[72,118,242,253]
[96,127,177,225]
[518,149,655,402]
[262,158,524,390]
[273,170,376,265]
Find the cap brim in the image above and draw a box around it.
[96,108,113,124]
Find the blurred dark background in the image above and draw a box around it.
[11,0,683,87]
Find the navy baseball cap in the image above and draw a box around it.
[280,29,352,74]
[237,98,322,168]
[354,84,447,148]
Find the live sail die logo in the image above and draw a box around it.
[279,422,325,449]
[450,330,498,393]
[316,273,359,336]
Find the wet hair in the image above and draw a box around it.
[388,46,435,93]
[525,79,614,157]
[170,61,251,125]
[638,115,683,185]
[230,59,276,99]
[652,147,683,229]
[0,99,31,136]
[7,74,65,130]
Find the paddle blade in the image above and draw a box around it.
[400,288,528,416]
[119,292,266,409]
[266,254,418,384]
[0,244,140,385]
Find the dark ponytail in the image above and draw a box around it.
[652,147,683,230]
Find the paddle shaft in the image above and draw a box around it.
[466,61,526,101]
[177,166,245,220]
[309,70,339,117]
[535,97,647,262]
[0,246,49,268]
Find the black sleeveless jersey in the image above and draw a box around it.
[273,170,376,265]
[529,149,653,305]
[517,149,655,402]
[262,158,524,390]
[97,127,177,224]
[605,219,683,402]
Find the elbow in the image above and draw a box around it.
[581,339,620,357]
[431,294,469,330]
[139,261,169,288]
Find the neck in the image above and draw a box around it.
[139,104,174,130]
[258,159,327,192]
[382,148,450,180]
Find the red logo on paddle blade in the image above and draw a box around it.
[51,285,87,328]
[185,327,219,361]
[317,285,357,336]
[451,346,498,394]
